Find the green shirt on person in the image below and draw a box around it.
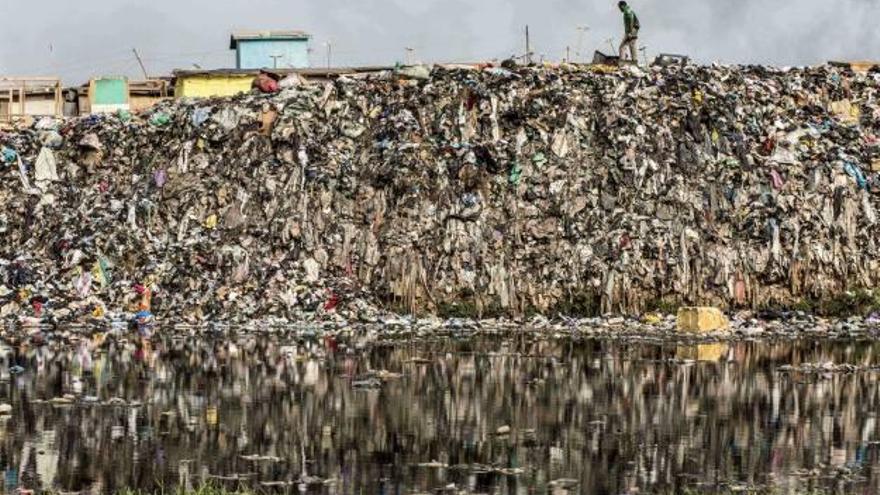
[623,6,639,36]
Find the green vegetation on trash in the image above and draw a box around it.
[665,489,830,495]
[645,297,682,316]
[115,486,253,495]
[787,289,880,317]
[435,290,607,319]
[435,298,507,319]
[551,289,602,317]
[436,299,482,318]
[112,485,833,495]
[431,289,880,319]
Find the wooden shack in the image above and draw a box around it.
[0,77,62,121]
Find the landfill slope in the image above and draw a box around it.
[1,64,879,324]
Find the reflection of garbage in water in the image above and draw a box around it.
[206,406,218,426]
[0,332,874,494]
[675,343,729,362]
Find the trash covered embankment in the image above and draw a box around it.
[1,64,879,324]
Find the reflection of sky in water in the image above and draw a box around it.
[0,334,877,494]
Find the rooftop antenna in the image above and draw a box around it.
[132,48,149,79]
[269,54,283,69]
[605,38,616,54]
[405,47,415,65]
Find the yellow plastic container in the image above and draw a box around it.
[676,307,729,333]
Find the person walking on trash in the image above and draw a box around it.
[618,1,640,62]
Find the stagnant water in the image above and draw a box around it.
[0,331,878,494]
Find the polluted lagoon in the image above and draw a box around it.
[0,328,877,494]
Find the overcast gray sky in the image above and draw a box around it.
[1,0,879,84]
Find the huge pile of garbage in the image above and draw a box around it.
[1,63,879,324]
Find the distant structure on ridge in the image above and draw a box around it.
[229,30,311,69]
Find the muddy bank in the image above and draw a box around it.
[1,64,879,323]
[2,310,878,346]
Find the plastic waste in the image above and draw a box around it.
[149,112,171,127]
[0,147,16,164]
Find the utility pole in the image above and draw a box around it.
[605,38,616,54]
[132,48,149,79]
[566,46,570,63]
[576,25,590,63]
[639,46,648,66]
[525,25,531,65]
[269,54,283,69]
[325,42,332,69]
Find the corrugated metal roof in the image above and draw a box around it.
[230,30,310,49]
[0,77,62,91]
[173,69,261,77]
[172,66,393,79]
[76,78,171,96]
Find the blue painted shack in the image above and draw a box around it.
[230,30,311,69]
